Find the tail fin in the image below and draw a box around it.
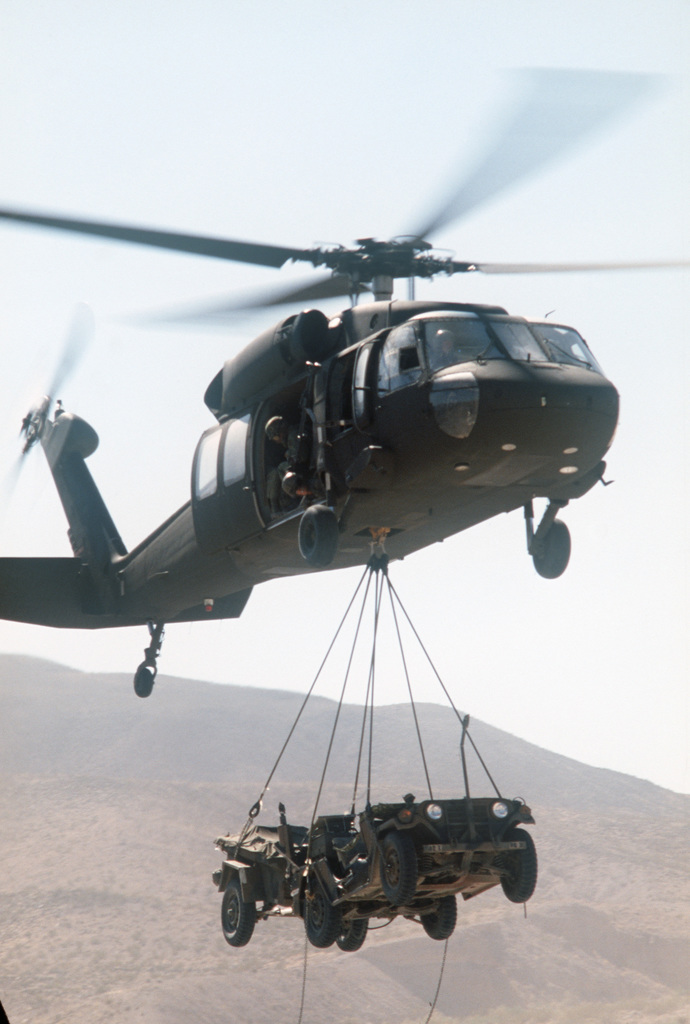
[44,411,125,556]
[41,410,125,609]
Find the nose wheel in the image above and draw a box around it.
[133,621,165,698]
[524,500,571,579]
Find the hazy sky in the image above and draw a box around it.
[0,1,688,793]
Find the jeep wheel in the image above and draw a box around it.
[421,895,457,940]
[336,917,368,952]
[499,827,538,903]
[304,885,342,948]
[381,831,417,905]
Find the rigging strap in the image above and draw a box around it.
[234,561,370,843]
[237,551,502,844]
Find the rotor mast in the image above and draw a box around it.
[371,274,395,302]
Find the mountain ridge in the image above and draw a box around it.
[1,654,688,1024]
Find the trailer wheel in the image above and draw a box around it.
[221,875,256,947]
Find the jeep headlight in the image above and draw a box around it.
[492,801,510,819]
[426,803,444,821]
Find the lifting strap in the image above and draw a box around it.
[236,552,502,844]
[237,552,503,1024]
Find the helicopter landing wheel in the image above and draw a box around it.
[133,621,165,698]
[133,663,155,698]
[298,504,339,567]
[532,519,571,579]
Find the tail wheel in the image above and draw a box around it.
[298,504,339,566]
[304,884,342,948]
[336,917,368,952]
[499,828,538,903]
[380,831,418,905]
[133,664,155,698]
[532,519,571,579]
[221,876,257,947]
[421,894,457,940]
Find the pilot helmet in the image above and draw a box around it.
[265,416,287,442]
[435,329,456,352]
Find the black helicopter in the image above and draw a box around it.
[0,70,684,696]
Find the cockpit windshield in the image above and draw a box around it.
[420,313,604,375]
[423,317,503,372]
[490,320,550,362]
[529,323,603,374]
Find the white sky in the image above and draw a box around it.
[0,1,688,792]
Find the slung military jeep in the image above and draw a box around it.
[213,793,536,951]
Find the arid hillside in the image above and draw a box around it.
[0,655,688,1024]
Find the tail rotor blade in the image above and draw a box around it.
[48,302,94,398]
[1,453,25,504]
[3,304,95,502]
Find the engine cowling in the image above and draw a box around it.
[204,309,336,420]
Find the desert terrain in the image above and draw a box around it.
[0,655,688,1024]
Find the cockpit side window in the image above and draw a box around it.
[377,325,423,393]
[424,318,502,371]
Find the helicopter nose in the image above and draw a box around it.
[444,364,619,488]
[487,368,618,459]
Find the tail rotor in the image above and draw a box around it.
[5,303,94,496]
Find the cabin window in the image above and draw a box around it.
[353,342,378,429]
[194,428,222,500]
[222,414,250,487]
[377,325,423,392]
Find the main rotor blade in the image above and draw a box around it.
[411,69,659,240]
[136,273,365,325]
[472,257,689,274]
[241,273,363,308]
[0,207,311,269]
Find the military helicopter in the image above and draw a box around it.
[0,70,684,696]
